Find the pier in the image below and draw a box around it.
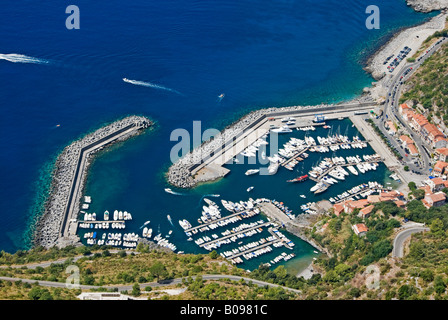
[35,116,151,249]
[308,159,384,182]
[184,210,251,234]
[198,221,272,248]
[168,102,376,188]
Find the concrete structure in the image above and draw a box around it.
[34,116,152,249]
[168,102,376,189]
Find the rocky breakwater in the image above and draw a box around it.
[34,116,152,249]
[166,104,337,189]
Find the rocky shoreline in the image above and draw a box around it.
[406,0,448,13]
[33,116,152,249]
[365,10,447,81]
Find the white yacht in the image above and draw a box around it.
[271,126,292,133]
[245,169,260,175]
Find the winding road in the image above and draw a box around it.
[376,36,448,177]
[392,224,429,258]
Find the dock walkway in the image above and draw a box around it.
[198,221,272,248]
[184,210,251,234]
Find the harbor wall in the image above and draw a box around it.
[167,101,376,189]
[34,116,152,249]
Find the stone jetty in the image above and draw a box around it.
[34,116,152,249]
[167,100,375,189]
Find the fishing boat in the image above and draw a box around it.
[286,174,308,183]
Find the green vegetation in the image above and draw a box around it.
[400,42,448,126]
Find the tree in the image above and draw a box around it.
[430,218,445,237]
[408,182,417,191]
[420,269,434,282]
[398,285,417,300]
[149,262,168,282]
[209,250,219,259]
[131,283,141,297]
[412,188,425,200]
[404,166,410,172]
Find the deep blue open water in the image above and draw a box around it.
[0,1,436,271]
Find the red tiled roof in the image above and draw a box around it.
[434,161,448,172]
[407,143,419,155]
[359,205,374,216]
[400,135,414,144]
[436,148,448,156]
[427,192,446,203]
[431,177,444,185]
[354,223,368,234]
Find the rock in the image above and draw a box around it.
[406,0,448,12]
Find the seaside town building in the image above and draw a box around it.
[433,160,448,177]
[352,223,368,237]
[398,103,448,150]
[435,148,448,162]
[422,192,446,208]
[332,190,405,217]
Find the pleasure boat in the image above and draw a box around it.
[271,126,293,133]
[245,169,260,175]
[286,174,308,183]
[268,161,279,175]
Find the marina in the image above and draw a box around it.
[79,116,398,272]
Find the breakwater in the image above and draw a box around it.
[34,116,152,249]
[167,101,375,189]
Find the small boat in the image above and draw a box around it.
[245,169,260,175]
[286,174,308,183]
[104,210,109,221]
[165,188,181,195]
[300,195,306,198]
[218,93,225,100]
[271,126,293,133]
[167,215,173,226]
[140,220,150,229]
[247,186,254,192]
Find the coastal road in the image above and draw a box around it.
[377,36,448,178]
[0,274,302,294]
[392,224,429,258]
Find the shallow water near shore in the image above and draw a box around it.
[0,1,433,269]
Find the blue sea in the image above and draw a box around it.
[0,1,436,271]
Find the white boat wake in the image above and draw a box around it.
[164,188,184,196]
[0,53,49,65]
[123,78,182,95]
